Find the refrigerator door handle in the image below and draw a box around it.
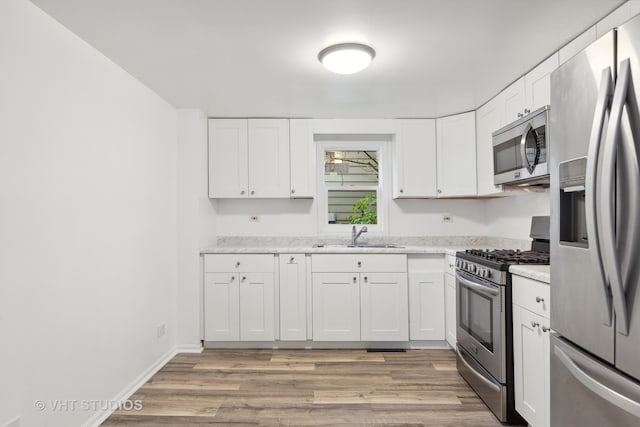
[602,58,632,335]
[554,340,640,419]
[585,67,614,326]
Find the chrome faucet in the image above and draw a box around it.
[351,225,368,246]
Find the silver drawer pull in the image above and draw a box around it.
[536,296,544,303]
[242,276,246,281]
[364,276,368,283]
[542,326,550,332]
[230,276,235,282]
[353,277,357,283]
[357,261,362,268]
[531,321,540,328]
[235,261,241,268]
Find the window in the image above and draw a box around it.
[316,137,389,235]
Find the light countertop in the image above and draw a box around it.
[509,265,550,284]
[200,245,463,256]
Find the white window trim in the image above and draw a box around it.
[316,139,390,236]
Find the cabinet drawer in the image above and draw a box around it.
[513,275,550,319]
[311,254,407,273]
[445,254,456,276]
[204,254,275,273]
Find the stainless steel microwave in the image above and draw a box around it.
[492,106,549,186]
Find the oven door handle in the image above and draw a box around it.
[456,272,499,297]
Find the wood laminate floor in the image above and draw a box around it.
[102,349,503,426]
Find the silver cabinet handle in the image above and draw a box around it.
[291,189,295,194]
[240,190,245,195]
[531,320,540,328]
[585,67,614,327]
[289,256,295,263]
[517,112,524,118]
[437,189,442,194]
[357,261,362,268]
[250,190,255,195]
[542,326,550,332]
[230,276,235,282]
[242,276,246,281]
[353,277,357,283]
[524,108,531,114]
[235,261,240,268]
[364,276,368,283]
[602,59,631,336]
[399,189,404,193]
[536,296,544,303]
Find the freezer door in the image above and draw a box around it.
[550,31,615,363]
[550,333,640,427]
[614,15,640,381]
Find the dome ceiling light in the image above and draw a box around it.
[318,43,376,75]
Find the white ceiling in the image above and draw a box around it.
[31,0,625,118]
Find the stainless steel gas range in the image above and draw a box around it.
[455,216,550,424]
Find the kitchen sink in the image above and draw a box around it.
[312,243,404,248]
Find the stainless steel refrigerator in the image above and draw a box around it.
[549,13,640,427]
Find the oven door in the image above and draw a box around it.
[456,270,505,382]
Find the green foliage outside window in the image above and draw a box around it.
[347,193,377,224]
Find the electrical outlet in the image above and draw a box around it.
[249,215,259,222]
[442,214,453,223]
[157,323,166,338]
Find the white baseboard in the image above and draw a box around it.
[82,343,203,427]
[202,340,451,350]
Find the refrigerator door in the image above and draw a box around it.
[550,31,615,363]
[614,15,640,381]
[550,333,640,427]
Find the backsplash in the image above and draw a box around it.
[214,235,531,250]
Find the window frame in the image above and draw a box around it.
[316,138,389,236]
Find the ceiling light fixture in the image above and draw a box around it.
[318,43,376,75]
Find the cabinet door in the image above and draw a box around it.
[312,273,360,341]
[208,119,248,198]
[239,273,275,341]
[289,119,315,198]
[361,273,408,341]
[204,273,240,341]
[524,53,558,112]
[476,96,504,196]
[444,273,457,347]
[513,306,549,427]
[436,112,477,197]
[408,272,445,340]
[248,119,290,198]
[393,119,437,198]
[502,77,526,124]
[279,254,307,341]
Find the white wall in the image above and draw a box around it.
[485,191,551,240]
[176,110,216,346]
[0,1,178,425]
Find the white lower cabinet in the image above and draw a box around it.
[444,272,457,348]
[408,272,444,340]
[312,273,361,341]
[361,273,408,341]
[239,273,275,341]
[203,254,275,342]
[279,254,307,341]
[311,254,408,342]
[513,275,550,427]
[204,273,240,341]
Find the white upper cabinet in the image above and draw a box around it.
[476,95,504,196]
[393,119,438,198]
[208,119,249,198]
[289,119,315,198]
[208,118,290,199]
[436,112,477,197]
[502,77,526,124]
[524,53,559,113]
[247,119,290,198]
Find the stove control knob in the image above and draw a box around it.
[484,269,491,279]
[455,259,461,268]
[469,264,476,273]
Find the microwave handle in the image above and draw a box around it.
[456,272,499,297]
